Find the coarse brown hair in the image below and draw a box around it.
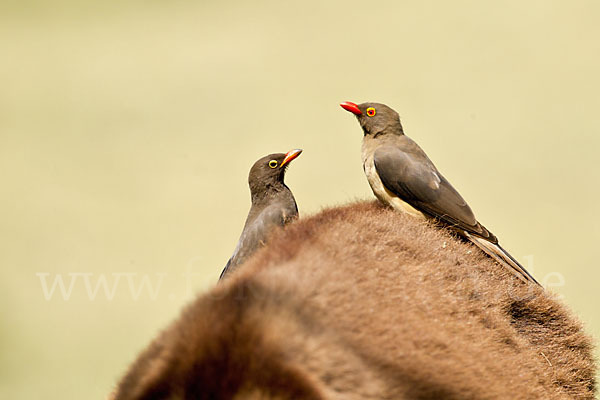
[113,201,596,399]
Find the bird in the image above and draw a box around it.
[340,101,539,285]
[219,149,302,280]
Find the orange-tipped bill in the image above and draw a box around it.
[280,149,302,168]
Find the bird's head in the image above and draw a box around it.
[248,149,302,195]
[340,101,403,137]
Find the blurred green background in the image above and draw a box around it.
[1,0,598,398]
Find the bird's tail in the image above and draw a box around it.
[219,258,233,281]
[466,234,540,286]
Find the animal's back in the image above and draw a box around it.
[114,201,596,400]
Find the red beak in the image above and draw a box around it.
[280,149,302,168]
[340,101,362,116]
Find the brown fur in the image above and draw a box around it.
[113,201,596,399]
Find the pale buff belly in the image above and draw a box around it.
[362,154,426,219]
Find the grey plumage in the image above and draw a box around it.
[220,150,301,280]
[341,101,539,285]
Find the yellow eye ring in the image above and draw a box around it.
[366,107,376,117]
[268,160,278,168]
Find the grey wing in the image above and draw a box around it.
[219,205,288,280]
[373,145,496,241]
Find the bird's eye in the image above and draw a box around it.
[268,160,278,168]
[366,107,376,117]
